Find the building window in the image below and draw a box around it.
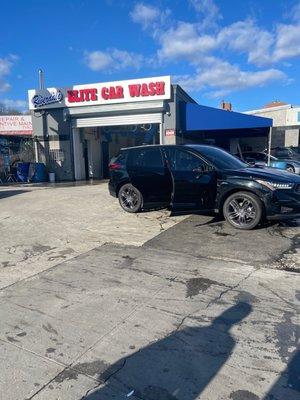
[297,112,300,122]
[49,149,65,162]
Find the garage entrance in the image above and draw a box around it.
[72,123,160,180]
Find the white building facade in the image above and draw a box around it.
[244,104,300,148]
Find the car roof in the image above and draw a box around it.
[241,151,263,153]
[120,144,220,151]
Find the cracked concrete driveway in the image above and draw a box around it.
[0,183,185,289]
[0,183,299,400]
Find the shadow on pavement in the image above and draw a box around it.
[264,349,300,400]
[0,190,30,200]
[84,302,252,400]
[171,211,299,230]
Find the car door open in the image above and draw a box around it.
[164,148,217,211]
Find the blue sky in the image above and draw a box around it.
[1,0,300,112]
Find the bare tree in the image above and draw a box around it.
[0,102,29,115]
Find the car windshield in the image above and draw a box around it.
[189,145,248,170]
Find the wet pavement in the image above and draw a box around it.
[145,214,300,272]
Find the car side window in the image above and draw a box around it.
[165,148,206,171]
[275,149,291,158]
[128,148,164,169]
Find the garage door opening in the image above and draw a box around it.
[73,123,160,180]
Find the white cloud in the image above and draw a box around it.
[158,22,217,61]
[0,82,11,92]
[0,98,28,112]
[130,2,171,38]
[0,55,18,92]
[189,0,222,29]
[84,49,143,72]
[84,51,112,71]
[287,1,300,22]
[176,57,286,97]
[130,3,160,29]
[218,20,274,66]
[157,18,275,66]
[127,1,300,97]
[273,23,300,62]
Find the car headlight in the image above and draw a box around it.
[256,180,294,190]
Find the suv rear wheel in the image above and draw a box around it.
[223,192,262,230]
[118,184,143,213]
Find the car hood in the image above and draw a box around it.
[223,167,300,183]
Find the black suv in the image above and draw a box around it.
[108,145,300,230]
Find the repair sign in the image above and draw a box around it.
[0,115,33,136]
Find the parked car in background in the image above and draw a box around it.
[271,146,300,161]
[109,145,300,230]
[236,151,300,174]
[290,146,300,155]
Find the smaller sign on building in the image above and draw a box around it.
[0,115,33,136]
[165,129,175,136]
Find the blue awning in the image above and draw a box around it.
[185,103,272,131]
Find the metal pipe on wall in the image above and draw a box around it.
[38,69,45,90]
[267,127,272,166]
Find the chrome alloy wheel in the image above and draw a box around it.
[120,187,139,211]
[227,197,257,227]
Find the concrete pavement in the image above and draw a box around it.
[0,183,185,289]
[0,183,299,400]
[0,243,299,400]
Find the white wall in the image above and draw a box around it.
[244,105,290,127]
[285,129,300,147]
[286,107,300,126]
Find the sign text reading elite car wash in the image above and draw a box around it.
[28,76,171,110]
[67,80,166,103]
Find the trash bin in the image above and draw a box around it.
[31,163,48,182]
[16,162,30,182]
[48,172,55,183]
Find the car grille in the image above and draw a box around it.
[295,184,300,193]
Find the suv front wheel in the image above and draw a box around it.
[223,192,263,230]
[118,184,143,213]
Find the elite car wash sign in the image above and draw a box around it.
[28,76,171,110]
[0,115,32,136]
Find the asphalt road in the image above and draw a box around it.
[0,184,299,400]
[146,214,300,271]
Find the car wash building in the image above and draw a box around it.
[28,75,272,181]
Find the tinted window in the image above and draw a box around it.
[273,148,292,158]
[128,148,163,169]
[189,146,247,170]
[165,148,207,171]
[244,152,266,162]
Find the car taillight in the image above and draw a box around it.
[109,162,122,170]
